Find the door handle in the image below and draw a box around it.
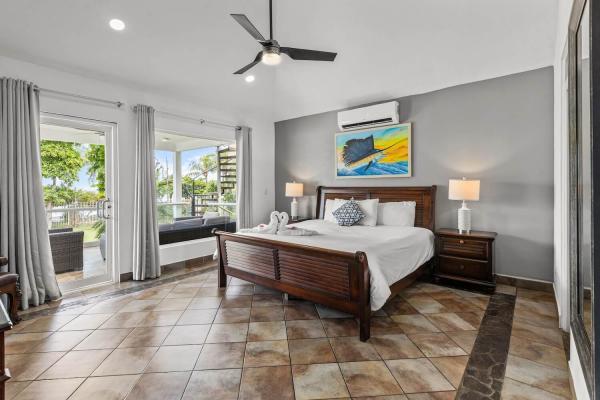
[96,200,105,218]
[103,199,112,220]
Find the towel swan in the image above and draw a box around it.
[239,211,280,234]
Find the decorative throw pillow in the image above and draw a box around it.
[332,199,365,226]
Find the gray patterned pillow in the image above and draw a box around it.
[333,200,365,226]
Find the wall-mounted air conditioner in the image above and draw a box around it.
[337,101,399,131]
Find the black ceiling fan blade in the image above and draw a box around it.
[280,47,337,61]
[230,14,266,42]
[233,52,263,75]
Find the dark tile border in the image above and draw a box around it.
[20,264,218,321]
[456,292,516,400]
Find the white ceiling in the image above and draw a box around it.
[0,0,557,122]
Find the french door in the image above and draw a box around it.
[40,113,117,292]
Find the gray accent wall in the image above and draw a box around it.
[274,67,554,281]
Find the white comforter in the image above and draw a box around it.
[238,220,434,310]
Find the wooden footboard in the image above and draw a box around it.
[215,231,373,341]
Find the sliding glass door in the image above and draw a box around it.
[40,114,117,292]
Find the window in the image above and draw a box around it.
[154,131,237,244]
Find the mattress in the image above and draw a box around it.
[239,219,435,310]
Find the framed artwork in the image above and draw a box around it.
[335,123,412,178]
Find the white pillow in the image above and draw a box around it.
[330,198,379,227]
[377,201,416,226]
[323,199,341,222]
[356,198,379,226]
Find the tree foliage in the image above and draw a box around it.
[40,140,84,187]
[85,144,105,196]
[188,154,217,183]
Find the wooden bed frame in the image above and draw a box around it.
[214,186,436,341]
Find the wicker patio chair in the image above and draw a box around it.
[48,228,84,274]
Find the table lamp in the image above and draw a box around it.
[285,182,303,220]
[448,177,480,234]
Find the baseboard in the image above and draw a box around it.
[495,274,554,293]
[120,255,215,282]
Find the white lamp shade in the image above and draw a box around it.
[449,178,480,201]
[285,182,303,197]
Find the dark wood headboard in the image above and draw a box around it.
[315,186,436,231]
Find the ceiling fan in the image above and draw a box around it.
[231,0,337,74]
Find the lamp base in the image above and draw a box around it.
[457,201,471,234]
[290,198,298,220]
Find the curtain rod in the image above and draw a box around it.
[36,87,124,108]
[143,107,240,130]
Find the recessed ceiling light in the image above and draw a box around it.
[109,19,126,31]
[161,137,170,142]
[245,75,255,83]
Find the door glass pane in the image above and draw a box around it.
[40,123,109,288]
[576,2,592,339]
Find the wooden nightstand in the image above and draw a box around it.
[433,228,497,293]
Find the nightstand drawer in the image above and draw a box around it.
[438,256,489,280]
[438,237,488,260]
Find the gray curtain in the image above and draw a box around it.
[0,78,61,309]
[132,105,160,280]
[236,126,252,229]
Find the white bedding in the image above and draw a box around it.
[238,219,434,310]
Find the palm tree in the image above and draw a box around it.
[188,153,217,183]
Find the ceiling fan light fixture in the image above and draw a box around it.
[261,50,282,66]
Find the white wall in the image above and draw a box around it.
[0,55,275,276]
[552,1,592,399]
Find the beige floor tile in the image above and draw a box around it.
[221,295,253,308]
[6,381,31,400]
[214,307,251,323]
[163,324,210,345]
[6,351,65,381]
[370,334,424,359]
[145,344,202,372]
[405,295,448,314]
[12,378,84,400]
[329,337,381,362]
[226,285,255,295]
[176,309,216,325]
[153,298,193,311]
[382,297,420,316]
[511,320,564,349]
[17,315,76,333]
[339,360,402,397]
[505,355,571,398]
[195,342,246,370]
[32,330,92,352]
[195,287,226,297]
[386,358,454,393]
[100,312,150,329]
[289,338,336,364]
[182,369,241,400]
[250,306,284,322]
[91,347,158,376]
[509,335,568,370]
[426,313,476,331]
[286,320,326,339]
[137,310,183,327]
[205,323,248,343]
[406,392,454,399]
[284,304,319,320]
[390,315,441,334]
[408,333,467,357]
[315,305,352,319]
[125,371,191,400]
[501,377,568,400]
[244,340,290,367]
[166,287,199,299]
[118,299,161,313]
[6,332,52,354]
[187,297,222,309]
[69,374,140,400]
[248,321,287,341]
[118,326,172,348]
[430,356,469,388]
[322,318,359,337]
[239,366,294,400]
[446,331,478,354]
[59,314,112,331]
[39,349,112,379]
[252,294,284,307]
[292,363,349,400]
[74,328,132,350]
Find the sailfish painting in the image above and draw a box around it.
[335,123,412,178]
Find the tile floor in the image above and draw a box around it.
[4,269,571,400]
